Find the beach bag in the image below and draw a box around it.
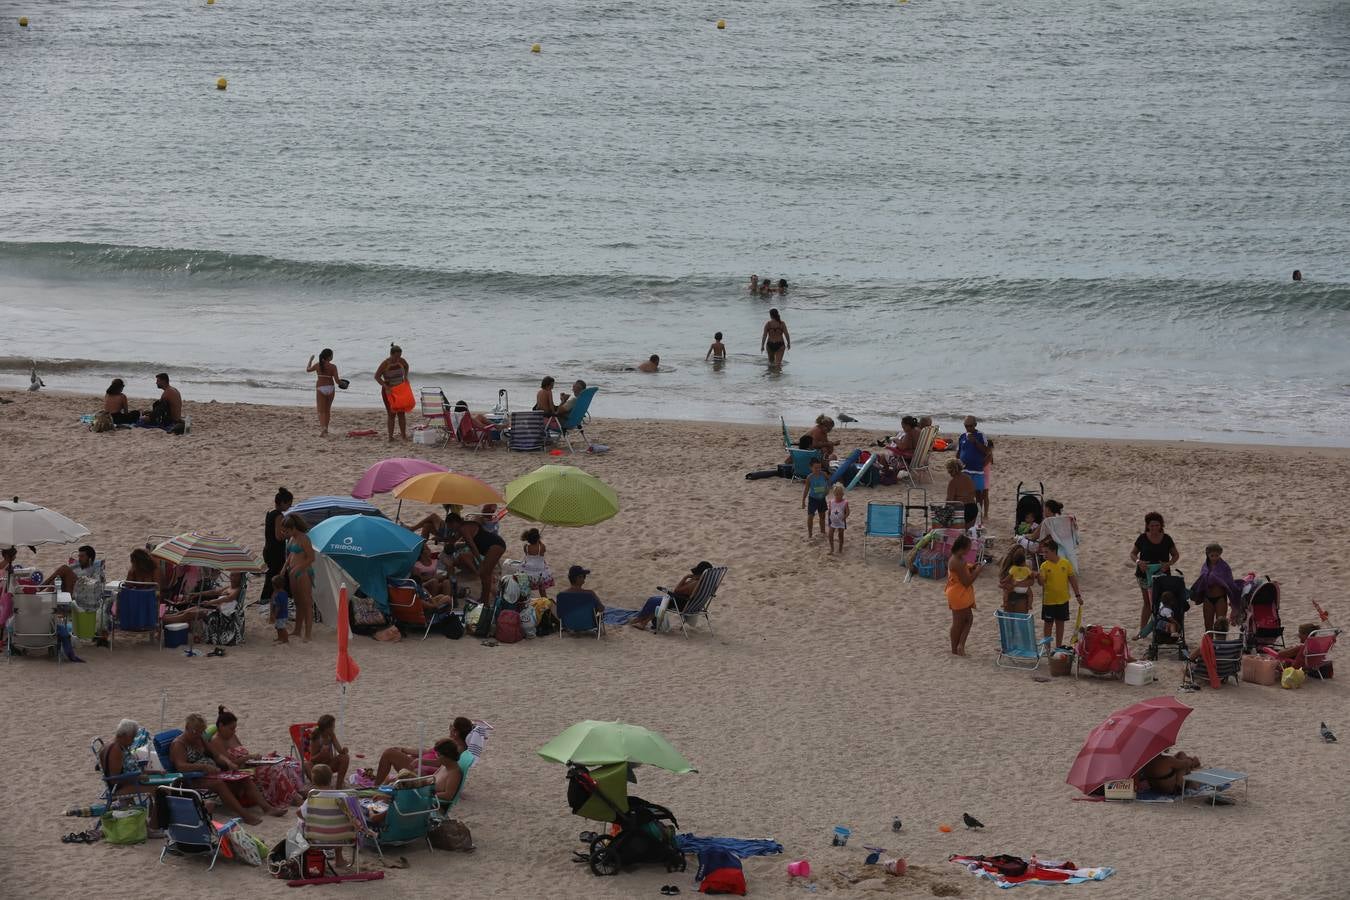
[428,818,474,852]
[91,411,114,433]
[518,604,537,639]
[1281,666,1306,690]
[696,847,746,895]
[386,380,416,414]
[653,595,675,633]
[433,613,464,639]
[348,593,388,635]
[101,807,147,845]
[268,839,301,879]
[495,609,523,643]
[535,607,559,636]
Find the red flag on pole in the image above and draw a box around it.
[336,586,360,684]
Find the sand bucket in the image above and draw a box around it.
[787,860,811,877]
[72,608,97,640]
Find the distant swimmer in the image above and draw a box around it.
[759,275,775,296]
[638,355,660,373]
[777,278,789,294]
[1292,269,1303,281]
[749,274,759,294]
[761,308,790,367]
[706,332,726,361]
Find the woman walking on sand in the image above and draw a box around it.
[374,344,411,441]
[760,308,790,367]
[306,349,340,436]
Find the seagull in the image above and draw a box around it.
[1320,722,1337,743]
[837,411,858,426]
[28,362,44,392]
[962,813,984,830]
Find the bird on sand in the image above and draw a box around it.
[837,411,858,426]
[28,363,44,392]
[962,813,984,829]
[1321,722,1338,743]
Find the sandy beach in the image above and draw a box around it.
[1,390,1345,899]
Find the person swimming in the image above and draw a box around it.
[638,354,660,373]
[1292,269,1303,281]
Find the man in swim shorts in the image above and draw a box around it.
[957,416,991,520]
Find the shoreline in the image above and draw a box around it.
[8,387,1350,454]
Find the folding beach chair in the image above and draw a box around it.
[202,575,249,647]
[110,581,162,651]
[421,388,452,428]
[1302,628,1339,680]
[159,786,240,870]
[995,610,1043,670]
[863,502,905,561]
[658,565,727,637]
[899,425,939,483]
[448,411,493,451]
[545,386,599,453]
[789,448,821,480]
[505,410,548,451]
[302,789,370,874]
[375,776,438,856]
[7,586,59,663]
[1186,631,1243,688]
[387,578,456,640]
[91,737,178,810]
[555,591,604,639]
[290,722,317,765]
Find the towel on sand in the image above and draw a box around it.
[676,835,783,857]
[949,854,1114,888]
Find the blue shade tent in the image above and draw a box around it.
[307,515,423,610]
[291,496,386,527]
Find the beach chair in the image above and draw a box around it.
[290,722,318,767]
[995,610,1043,670]
[789,448,821,480]
[452,411,497,451]
[545,386,599,453]
[387,578,455,640]
[1187,632,1243,687]
[201,575,249,647]
[899,425,939,483]
[863,502,905,561]
[659,565,727,637]
[110,581,162,651]
[1302,628,1339,680]
[7,586,59,662]
[91,737,178,810]
[375,776,438,855]
[780,417,794,450]
[159,786,240,870]
[555,591,604,639]
[302,789,369,874]
[421,388,452,428]
[505,410,548,452]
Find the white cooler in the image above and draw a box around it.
[1124,660,1157,686]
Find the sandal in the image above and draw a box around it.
[208,647,227,657]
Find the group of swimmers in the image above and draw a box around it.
[749,275,789,295]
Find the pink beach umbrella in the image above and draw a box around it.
[351,457,448,500]
[1067,697,1193,794]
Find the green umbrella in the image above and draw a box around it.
[538,720,696,773]
[506,465,619,527]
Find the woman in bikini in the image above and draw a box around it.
[306,348,339,436]
[281,514,316,642]
[374,343,411,441]
[760,308,790,367]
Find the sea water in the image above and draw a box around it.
[2,0,1348,443]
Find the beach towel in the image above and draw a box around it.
[949,854,1114,888]
[1191,559,1241,608]
[602,607,641,626]
[1040,515,1080,573]
[676,835,783,858]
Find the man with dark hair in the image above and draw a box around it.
[143,373,184,428]
[45,544,97,588]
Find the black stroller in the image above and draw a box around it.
[1145,571,1190,661]
[567,764,686,877]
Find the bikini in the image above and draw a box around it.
[287,541,315,581]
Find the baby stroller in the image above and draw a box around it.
[1241,577,1284,652]
[1145,571,1190,661]
[1014,482,1045,534]
[567,764,686,877]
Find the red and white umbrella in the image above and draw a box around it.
[1067,697,1193,794]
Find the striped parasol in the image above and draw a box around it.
[151,532,265,572]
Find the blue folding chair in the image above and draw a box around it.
[152,729,211,791]
[996,610,1044,671]
[546,386,599,453]
[91,737,178,811]
[159,786,240,870]
[375,776,438,856]
[789,448,821,480]
[555,591,604,639]
[863,502,904,561]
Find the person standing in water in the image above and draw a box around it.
[749,274,759,294]
[374,344,411,441]
[1292,270,1302,281]
[306,349,339,436]
[761,308,790,367]
[706,332,726,361]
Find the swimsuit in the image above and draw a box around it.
[287,541,314,581]
[766,340,784,355]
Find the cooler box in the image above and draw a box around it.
[73,609,98,640]
[1124,661,1156,685]
[163,622,190,648]
[1241,654,1281,686]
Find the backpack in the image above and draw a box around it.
[495,609,523,643]
[433,613,464,639]
[90,411,114,433]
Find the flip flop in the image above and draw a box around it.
[208,647,227,657]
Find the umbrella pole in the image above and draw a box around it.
[338,683,347,744]
[396,499,403,524]
[159,689,167,734]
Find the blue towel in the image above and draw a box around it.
[602,608,641,626]
[677,834,783,858]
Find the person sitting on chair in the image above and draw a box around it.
[170,713,283,824]
[44,544,99,590]
[557,565,606,630]
[369,717,476,785]
[99,718,160,821]
[1274,623,1334,677]
[432,740,464,809]
[557,380,587,415]
[889,415,921,463]
[534,376,563,414]
[628,561,712,631]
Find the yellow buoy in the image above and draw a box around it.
[216,77,227,90]
[19,16,29,26]
[206,0,215,5]
[716,19,725,29]
[531,43,541,53]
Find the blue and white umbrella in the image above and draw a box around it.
[290,495,386,527]
[307,515,423,610]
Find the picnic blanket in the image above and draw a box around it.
[949,854,1114,888]
[676,834,783,858]
[602,607,641,626]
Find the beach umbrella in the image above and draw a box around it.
[392,471,505,508]
[0,500,90,548]
[150,532,265,573]
[538,720,695,773]
[308,515,423,609]
[1067,697,1193,794]
[506,465,619,527]
[351,458,449,500]
[290,495,386,528]
[336,585,360,737]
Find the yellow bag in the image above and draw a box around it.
[1280,666,1306,690]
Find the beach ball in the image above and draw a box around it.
[531,43,541,53]
[216,77,227,90]
[717,19,725,29]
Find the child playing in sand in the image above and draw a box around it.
[999,546,1035,614]
[706,332,726,361]
[520,528,554,597]
[945,534,982,656]
[801,457,829,540]
[1036,540,1082,648]
[826,484,850,555]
